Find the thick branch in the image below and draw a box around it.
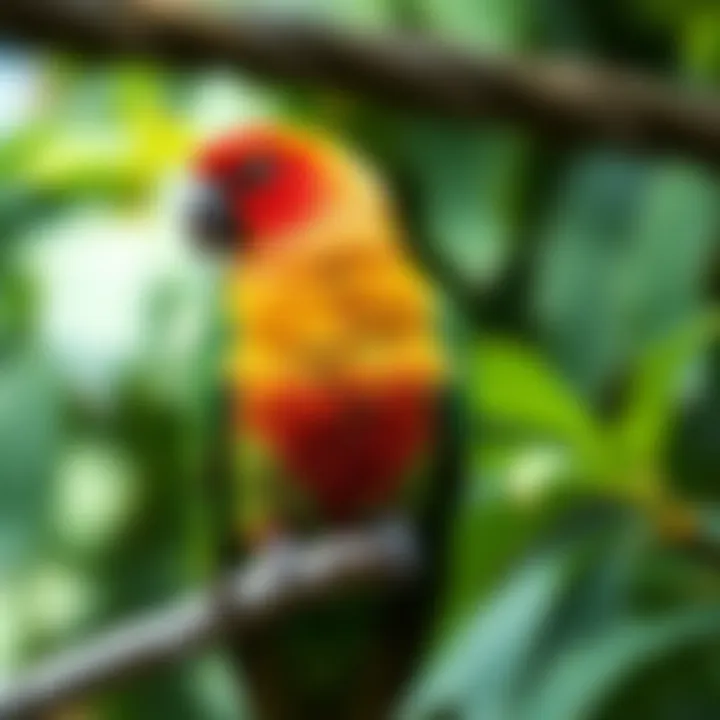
[1,2,720,166]
[0,523,419,720]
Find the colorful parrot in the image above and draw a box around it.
[190,124,463,720]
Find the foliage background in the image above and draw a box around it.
[0,0,719,718]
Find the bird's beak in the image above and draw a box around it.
[188,182,239,253]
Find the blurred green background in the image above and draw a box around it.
[1,1,720,718]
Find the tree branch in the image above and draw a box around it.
[1,2,720,167]
[0,522,420,720]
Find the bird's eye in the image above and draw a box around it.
[234,155,277,191]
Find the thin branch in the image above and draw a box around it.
[0,522,420,720]
[1,2,720,167]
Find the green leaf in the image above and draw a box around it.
[400,122,525,293]
[400,549,571,720]
[535,153,650,394]
[627,163,718,341]
[521,609,720,720]
[0,353,60,574]
[439,493,559,639]
[682,8,720,78]
[524,514,648,670]
[536,156,718,398]
[615,311,720,473]
[403,508,653,720]
[475,340,604,471]
[412,0,535,50]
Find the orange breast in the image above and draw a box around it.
[230,234,444,518]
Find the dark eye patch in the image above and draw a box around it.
[234,154,277,191]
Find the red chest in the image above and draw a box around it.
[245,384,434,519]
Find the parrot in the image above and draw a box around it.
[189,124,464,720]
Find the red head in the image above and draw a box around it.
[191,125,331,253]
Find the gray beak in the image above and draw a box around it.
[189,182,238,252]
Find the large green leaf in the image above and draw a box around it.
[521,609,720,720]
[625,163,718,343]
[475,340,604,471]
[535,153,650,394]
[400,549,571,719]
[400,122,522,296]
[401,513,640,720]
[438,490,561,641]
[536,155,718,399]
[614,311,720,474]
[521,513,648,676]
